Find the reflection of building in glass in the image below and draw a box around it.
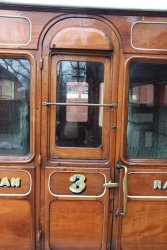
[130,83,167,106]
[0,60,30,156]
[56,60,104,147]
[66,82,88,122]
[127,62,167,158]
[0,64,20,99]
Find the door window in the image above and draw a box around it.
[56,60,104,147]
[49,55,112,159]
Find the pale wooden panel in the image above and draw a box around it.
[49,172,105,196]
[0,199,31,250]
[121,201,167,250]
[132,22,167,50]
[51,27,113,50]
[0,16,30,45]
[50,200,103,250]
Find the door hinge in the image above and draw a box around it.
[37,225,42,242]
[39,58,43,70]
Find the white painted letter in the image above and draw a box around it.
[0,177,10,187]
[153,180,162,189]
[11,178,21,187]
[163,181,167,190]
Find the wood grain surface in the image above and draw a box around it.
[0,5,166,250]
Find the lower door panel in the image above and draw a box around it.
[50,200,103,250]
[0,199,32,250]
[44,167,111,250]
[121,169,167,250]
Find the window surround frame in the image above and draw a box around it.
[0,52,36,163]
[121,55,167,167]
[49,53,113,160]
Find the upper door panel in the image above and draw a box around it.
[48,54,113,159]
[41,16,120,161]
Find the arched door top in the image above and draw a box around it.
[50,27,113,50]
[40,16,121,52]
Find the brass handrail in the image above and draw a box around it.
[42,102,117,108]
[116,165,128,217]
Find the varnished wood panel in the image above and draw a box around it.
[121,201,167,250]
[0,170,31,195]
[49,200,103,250]
[0,9,166,54]
[0,199,31,250]
[0,9,61,49]
[51,27,113,50]
[49,171,105,196]
[0,16,31,45]
[132,22,167,50]
[0,5,167,250]
[128,171,167,197]
[44,167,111,250]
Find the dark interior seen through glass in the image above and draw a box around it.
[127,62,167,158]
[0,58,30,156]
[56,60,104,148]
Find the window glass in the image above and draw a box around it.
[0,58,30,156]
[56,60,104,147]
[127,62,167,158]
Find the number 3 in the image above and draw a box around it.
[69,174,86,194]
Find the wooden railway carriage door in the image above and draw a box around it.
[41,16,120,250]
[0,54,35,250]
[0,8,167,250]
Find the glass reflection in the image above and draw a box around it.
[56,60,104,147]
[0,58,30,156]
[127,62,167,158]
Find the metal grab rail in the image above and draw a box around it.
[103,181,119,188]
[42,102,117,108]
[115,164,128,217]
